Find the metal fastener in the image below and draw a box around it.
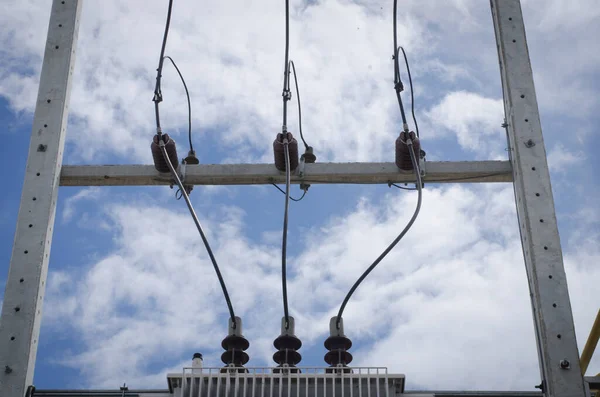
[560,359,570,369]
[4,365,12,374]
[525,139,535,148]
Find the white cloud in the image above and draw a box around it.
[44,184,600,389]
[62,187,102,223]
[2,0,597,163]
[0,0,515,164]
[425,91,505,156]
[547,143,585,174]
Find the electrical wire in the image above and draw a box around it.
[163,56,193,152]
[281,141,292,329]
[153,0,174,133]
[272,183,307,202]
[336,143,423,328]
[392,0,408,130]
[388,182,417,191]
[281,0,291,129]
[389,172,510,188]
[159,141,238,329]
[289,60,309,150]
[397,46,419,138]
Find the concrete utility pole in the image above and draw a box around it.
[0,2,83,397]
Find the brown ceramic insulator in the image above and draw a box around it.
[273,334,303,367]
[273,132,299,171]
[395,131,420,171]
[151,134,179,173]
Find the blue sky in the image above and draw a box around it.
[1,0,599,392]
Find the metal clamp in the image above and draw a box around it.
[298,154,306,178]
[419,156,427,178]
[298,155,312,193]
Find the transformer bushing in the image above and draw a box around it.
[220,316,250,373]
[272,316,302,373]
[324,316,353,373]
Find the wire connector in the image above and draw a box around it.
[282,89,292,101]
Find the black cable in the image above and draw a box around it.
[440,173,511,183]
[281,141,292,329]
[163,56,193,152]
[289,60,308,150]
[392,0,408,131]
[397,47,419,138]
[388,182,417,191]
[153,0,174,133]
[390,172,509,186]
[336,142,423,328]
[158,141,237,329]
[281,0,291,130]
[272,183,307,202]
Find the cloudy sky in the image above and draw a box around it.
[1,0,599,392]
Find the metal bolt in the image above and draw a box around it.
[525,139,535,148]
[5,365,12,374]
[501,122,508,128]
[535,381,545,392]
[560,359,570,369]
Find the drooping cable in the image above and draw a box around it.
[335,144,423,328]
[281,140,292,329]
[392,0,408,131]
[289,60,309,150]
[152,0,174,134]
[397,46,419,138]
[163,56,193,152]
[272,183,307,202]
[388,182,417,191]
[158,134,238,329]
